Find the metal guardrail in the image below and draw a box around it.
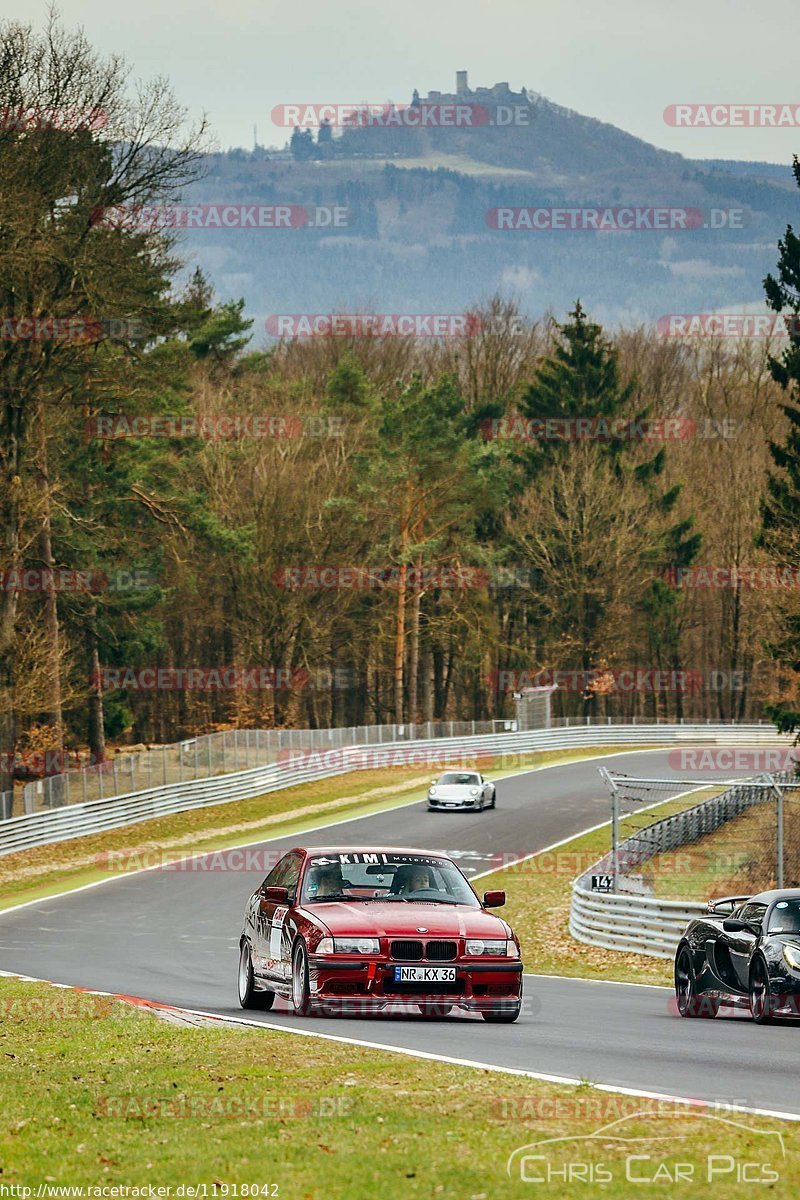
[0,722,790,858]
[18,715,781,817]
[570,770,799,958]
[20,720,520,815]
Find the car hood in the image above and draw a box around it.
[429,784,477,799]
[298,901,510,939]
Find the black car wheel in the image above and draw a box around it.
[237,940,275,1011]
[291,940,316,1015]
[490,791,496,809]
[674,946,718,1018]
[481,1000,521,1023]
[750,957,775,1024]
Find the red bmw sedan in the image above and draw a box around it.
[238,846,523,1021]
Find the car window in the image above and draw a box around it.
[261,851,298,893]
[768,899,800,933]
[280,853,303,901]
[438,773,479,786]
[739,903,767,926]
[299,852,480,907]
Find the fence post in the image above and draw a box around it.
[195,739,200,778]
[598,765,620,893]
[767,773,785,889]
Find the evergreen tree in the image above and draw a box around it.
[762,156,800,736]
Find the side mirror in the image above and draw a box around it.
[260,885,289,911]
[723,918,750,933]
[483,890,505,908]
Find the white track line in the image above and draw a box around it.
[0,965,796,1124]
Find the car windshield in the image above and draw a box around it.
[300,852,480,907]
[438,773,479,786]
[768,899,800,934]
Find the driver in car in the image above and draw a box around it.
[310,863,344,898]
[398,865,431,894]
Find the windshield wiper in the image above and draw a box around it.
[305,894,372,902]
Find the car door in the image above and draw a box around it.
[253,852,299,981]
[273,851,303,984]
[727,902,766,990]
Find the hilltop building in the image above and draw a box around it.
[417,70,531,109]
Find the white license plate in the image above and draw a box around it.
[394,965,456,983]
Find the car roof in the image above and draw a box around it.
[748,889,800,904]
[299,846,452,858]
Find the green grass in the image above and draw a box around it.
[0,745,660,913]
[0,976,795,1196]
[478,791,723,988]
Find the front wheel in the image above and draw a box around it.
[291,940,316,1016]
[237,940,275,1010]
[490,791,496,809]
[481,1001,521,1024]
[750,957,776,1024]
[674,946,718,1018]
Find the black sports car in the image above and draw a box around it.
[675,888,800,1023]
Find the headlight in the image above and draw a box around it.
[470,788,479,796]
[783,944,800,971]
[464,938,514,956]
[332,937,380,955]
[429,787,436,795]
[317,938,334,955]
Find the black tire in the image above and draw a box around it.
[750,957,776,1024]
[291,940,316,1016]
[490,791,496,809]
[481,1000,521,1024]
[237,940,275,1011]
[674,946,718,1018]
[417,1002,453,1018]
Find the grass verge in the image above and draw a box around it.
[648,798,800,900]
[0,976,795,1196]
[0,746,661,912]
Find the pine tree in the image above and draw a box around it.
[762,156,800,736]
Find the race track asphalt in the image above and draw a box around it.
[2,747,798,1117]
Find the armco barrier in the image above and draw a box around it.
[1,722,791,858]
[570,769,798,958]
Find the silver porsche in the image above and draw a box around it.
[426,770,496,813]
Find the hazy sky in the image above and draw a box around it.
[7,0,800,163]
